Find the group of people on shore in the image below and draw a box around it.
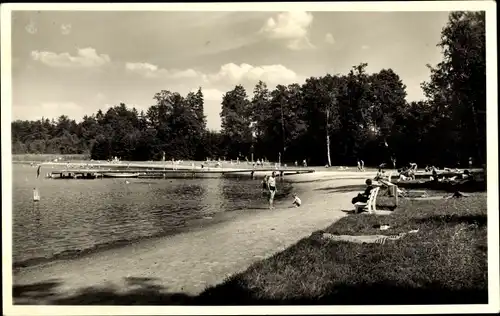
[352,160,479,208]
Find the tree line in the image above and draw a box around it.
[11,11,486,168]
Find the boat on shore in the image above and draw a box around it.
[102,173,140,178]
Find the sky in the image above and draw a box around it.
[11,9,451,131]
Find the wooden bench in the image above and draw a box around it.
[378,175,400,207]
[354,187,380,214]
[379,177,397,196]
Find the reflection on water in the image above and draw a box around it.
[12,164,293,266]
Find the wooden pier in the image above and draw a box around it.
[47,167,316,179]
[48,170,104,179]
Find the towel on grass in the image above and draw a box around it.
[322,229,419,245]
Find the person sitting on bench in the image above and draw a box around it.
[352,179,377,204]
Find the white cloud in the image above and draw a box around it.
[125,62,201,79]
[126,62,298,86]
[260,11,315,50]
[208,63,298,85]
[361,45,370,50]
[125,62,162,78]
[325,33,335,45]
[261,11,313,40]
[31,48,111,68]
[61,24,72,35]
[171,68,200,79]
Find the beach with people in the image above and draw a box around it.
[12,169,371,304]
[11,160,488,305]
[5,5,494,310]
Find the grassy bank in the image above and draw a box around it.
[12,190,488,305]
[197,193,488,305]
[12,154,89,162]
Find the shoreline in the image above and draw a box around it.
[12,197,284,271]
[15,160,483,181]
[12,174,368,303]
[13,173,370,271]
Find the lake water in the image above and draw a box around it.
[11,164,294,267]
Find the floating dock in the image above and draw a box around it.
[48,170,103,179]
[47,167,316,179]
[41,161,483,180]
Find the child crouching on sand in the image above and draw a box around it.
[292,193,302,207]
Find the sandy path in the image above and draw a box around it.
[12,177,364,303]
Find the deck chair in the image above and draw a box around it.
[354,187,380,214]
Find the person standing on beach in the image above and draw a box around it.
[268,172,277,209]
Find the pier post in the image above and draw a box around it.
[394,185,399,207]
[250,170,255,179]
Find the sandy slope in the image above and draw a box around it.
[12,176,367,303]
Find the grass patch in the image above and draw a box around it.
[196,193,488,305]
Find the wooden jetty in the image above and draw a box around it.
[48,170,104,179]
[47,167,316,179]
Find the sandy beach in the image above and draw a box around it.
[12,173,372,304]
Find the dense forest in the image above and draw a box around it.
[11,12,486,167]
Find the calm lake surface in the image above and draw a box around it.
[12,164,293,267]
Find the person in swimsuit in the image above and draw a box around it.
[268,172,277,209]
